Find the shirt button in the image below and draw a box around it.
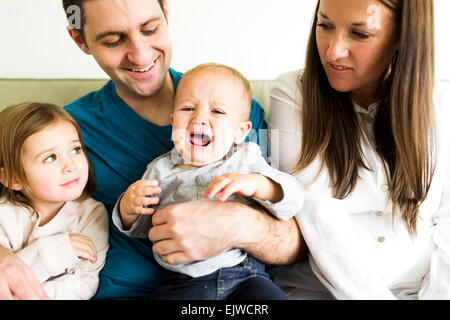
[377,236,386,243]
[375,211,384,216]
[381,184,389,191]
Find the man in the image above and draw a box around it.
[0,0,304,299]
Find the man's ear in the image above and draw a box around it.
[0,168,23,191]
[67,27,91,55]
[234,121,253,145]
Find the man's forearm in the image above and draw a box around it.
[232,202,307,265]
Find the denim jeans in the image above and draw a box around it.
[151,256,290,300]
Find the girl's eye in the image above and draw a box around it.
[181,107,194,112]
[212,109,225,115]
[71,146,82,155]
[43,154,57,163]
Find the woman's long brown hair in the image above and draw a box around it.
[297,0,435,235]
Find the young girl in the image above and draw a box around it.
[0,102,109,300]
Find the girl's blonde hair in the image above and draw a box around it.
[0,102,95,210]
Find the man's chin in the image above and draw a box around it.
[117,78,166,100]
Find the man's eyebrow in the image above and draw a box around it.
[318,12,366,26]
[94,17,161,42]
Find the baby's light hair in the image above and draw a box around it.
[181,63,252,119]
[0,102,95,210]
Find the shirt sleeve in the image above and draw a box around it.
[418,86,450,299]
[42,201,109,300]
[267,71,303,174]
[16,233,80,283]
[419,175,450,299]
[244,144,305,220]
[0,205,83,285]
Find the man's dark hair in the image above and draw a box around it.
[62,0,165,42]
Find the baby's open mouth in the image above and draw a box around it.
[190,133,211,147]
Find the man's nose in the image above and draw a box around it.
[126,35,151,66]
[327,33,349,60]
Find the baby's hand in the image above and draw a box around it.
[203,173,259,201]
[69,233,97,264]
[120,179,161,217]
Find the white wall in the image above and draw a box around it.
[1,0,449,80]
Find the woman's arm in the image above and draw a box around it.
[418,84,450,299]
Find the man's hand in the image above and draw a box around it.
[119,179,161,229]
[149,200,305,265]
[0,246,49,300]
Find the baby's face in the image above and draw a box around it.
[171,70,251,166]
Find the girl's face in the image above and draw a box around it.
[19,120,89,214]
[316,0,399,105]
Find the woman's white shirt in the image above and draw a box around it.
[268,70,450,300]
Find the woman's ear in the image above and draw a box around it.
[0,168,23,191]
[233,120,253,145]
[163,0,169,22]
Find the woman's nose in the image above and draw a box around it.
[327,34,349,60]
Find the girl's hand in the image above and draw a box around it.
[68,233,97,264]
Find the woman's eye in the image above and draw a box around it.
[353,31,370,39]
[317,23,332,30]
[43,154,57,163]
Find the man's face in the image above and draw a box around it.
[79,0,172,100]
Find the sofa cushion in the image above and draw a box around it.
[0,79,274,120]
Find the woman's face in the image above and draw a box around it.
[316,0,399,105]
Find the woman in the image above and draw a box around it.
[269,0,450,299]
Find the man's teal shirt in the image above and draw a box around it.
[64,68,267,299]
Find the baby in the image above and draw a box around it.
[0,103,109,300]
[113,63,304,300]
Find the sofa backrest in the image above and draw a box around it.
[0,79,275,120]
